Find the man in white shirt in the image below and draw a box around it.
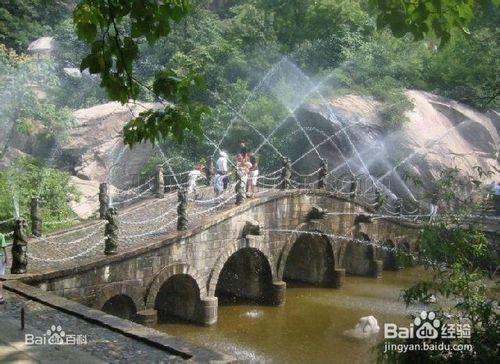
[215,151,229,193]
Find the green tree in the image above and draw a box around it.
[369,0,499,46]
[73,0,208,146]
[0,45,74,160]
[0,0,70,50]
[0,157,80,235]
[377,168,499,363]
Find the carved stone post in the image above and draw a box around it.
[156,164,164,198]
[11,218,28,274]
[104,207,119,255]
[235,169,246,205]
[375,188,385,210]
[177,189,188,231]
[349,175,357,199]
[395,198,403,215]
[205,156,214,186]
[318,158,327,189]
[280,158,291,190]
[30,197,42,237]
[99,183,109,219]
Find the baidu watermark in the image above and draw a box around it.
[383,311,474,354]
[25,324,87,346]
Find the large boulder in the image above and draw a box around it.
[27,37,57,56]
[344,315,380,339]
[60,101,161,217]
[295,90,499,199]
[63,101,160,183]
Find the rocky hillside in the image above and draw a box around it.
[296,90,499,199]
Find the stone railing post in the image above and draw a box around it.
[30,197,42,237]
[395,198,403,215]
[205,156,214,186]
[375,188,385,210]
[317,158,327,189]
[98,182,109,219]
[104,207,118,255]
[177,189,188,231]
[280,157,291,190]
[349,176,357,199]
[156,164,164,198]
[235,168,246,205]
[11,217,28,274]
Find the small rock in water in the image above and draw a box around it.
[63,67,82,79]
[244,309,263,319]
[344,315,380,339]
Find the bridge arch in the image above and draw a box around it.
[207,239,276,299]
[277,221,339,284]
[145,263,206,309]
[154,273,202,323]
[95,282,144,318]
[102,295,137,320]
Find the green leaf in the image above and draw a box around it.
[75,22,97,42]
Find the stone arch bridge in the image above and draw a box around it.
[19,190,419,325]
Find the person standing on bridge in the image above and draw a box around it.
[247,150,259,197]
[236,153,251,183]
[239,140,249,159]
[0,232,8,304]
[187,163,204,199]
[215,151,229,195]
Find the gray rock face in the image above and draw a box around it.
[63,101,160,185]
[295,90,499,199]
[27,37,57,55]
[61,102,161,217]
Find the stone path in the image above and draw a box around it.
[0,289,184,363]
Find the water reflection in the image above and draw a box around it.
[156,267,427,364]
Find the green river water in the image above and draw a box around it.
[156,268,426,364]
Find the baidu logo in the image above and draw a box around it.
[414,311,440,339]
[385,311,441,339]
[383,311,474,353]
[25,324,87,346]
